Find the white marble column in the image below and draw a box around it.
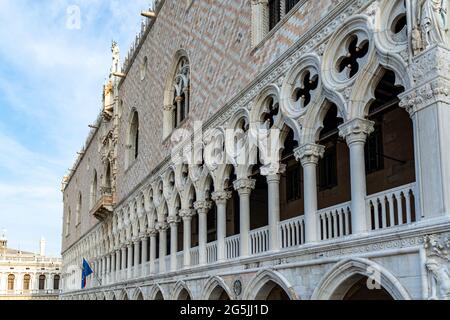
[141,235,148,275]
[121,247,126,270]
[127,243,133,278]
[194,200,212,265]
[179,209,194,268]
[149,230,157,274]
[106,254,111,284]
[212,191,232,261]
[157,222,168,273]
[233,178,256,257]
[295,143,325,243]
[168,216,180,272]
[339,118,374,234]
[133,239,140,277]
[262,165,285,252]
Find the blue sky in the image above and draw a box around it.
[0,0,152,256]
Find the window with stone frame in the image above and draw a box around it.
[126,110,139,168]
[172,57,190,128]
[252,0,302,46]
[75,193,82,226]
[53,275,60,290]
[65,208,71,237]
[23,274,31,291]
[7,274,14,291]
[39,275,46,290]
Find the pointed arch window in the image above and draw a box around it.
[163,54,190,138]
[90,170,98,209]
[65,208,71,237]
[75,193,82,226]
[173,57,190,128]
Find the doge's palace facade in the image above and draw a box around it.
[61,0,450,300]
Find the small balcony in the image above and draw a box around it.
[90,188,114,221]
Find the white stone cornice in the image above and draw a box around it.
[338,118,375,145]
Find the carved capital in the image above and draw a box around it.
[148,229,158,237]
[294,143,325,166]
[211,191,232,205]
[400,78,450,116]
[179,208,195,219]
[233,178,256,195]
[194,200,212,214]
[338,118,374,145]
[155,222,169,232]
[167,215,180,225]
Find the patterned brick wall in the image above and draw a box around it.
[62,0,342,252]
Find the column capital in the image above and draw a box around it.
[233,178,256,195]
[211,191,232,205]
[294,143,325,166]
[262,164,286,182]
[179,208,195,219]
[194,200,212,214]
[156,222,169,231]
[167,215,180,225]
[148,229,159,236]
[338,118,374,145]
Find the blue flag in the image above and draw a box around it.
[81,258,93,289]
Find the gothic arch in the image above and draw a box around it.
[149,284,167,300]
[171,281,193,300]
[243,269,298,300]
[201,276,233,300]
[311,258,412,300]
[131,287,145,300]
[116,289,129,300]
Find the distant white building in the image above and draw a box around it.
[0,233,62,300]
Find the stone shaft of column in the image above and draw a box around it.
[339,118,374,234]
[216,201,227,261]
[149,233,157,274]
[348,141,367,233]
[121,247,126,270]
[183,216,192,267]
[159,228,167,273]
[303,162,319,242]
[267,174,281,251]
[141,237,148,265]
[134,241,140,267]
[170,222,178,271]
[234,179,255,258]
[198,209,207,265]
[127,244,133,277]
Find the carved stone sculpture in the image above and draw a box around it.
[417,0,448,49]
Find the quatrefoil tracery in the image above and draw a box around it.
[337,36,369,79]
[293,71,319,108]
[261,97,280,129]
